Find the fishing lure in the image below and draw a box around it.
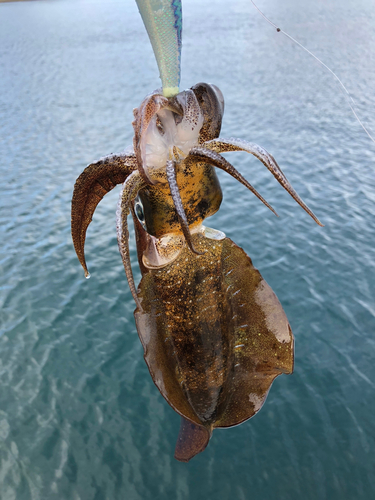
[135,0,182,97]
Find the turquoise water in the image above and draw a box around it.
[1,0,375,498]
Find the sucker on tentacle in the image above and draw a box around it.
[116,171,146,310]
[166,159,203,255]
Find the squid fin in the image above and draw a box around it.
[174,417,211,463]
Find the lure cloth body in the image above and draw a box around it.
[135,0,182,97]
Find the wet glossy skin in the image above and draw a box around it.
[134,229,293,461]
[71,82,321,461]
[137,160,222,238]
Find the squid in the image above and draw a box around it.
[71,82,322,461]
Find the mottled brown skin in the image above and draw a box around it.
[138,160,222,238]
[71,82,321,463]
[134,230,293,461]
[71,153,137,277]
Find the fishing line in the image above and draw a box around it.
[250,0,375,145]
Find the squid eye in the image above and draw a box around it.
[134,196,148,232]
[135,202,144,222]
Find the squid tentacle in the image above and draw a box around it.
[166,160,204,255]
[203,138,323,226]
[116,171,146,310]
[71,152,138,278]
[187,147,278,217]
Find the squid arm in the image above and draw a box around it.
[165,159,203,255]
[71,152,137,278]
[186,147,278,216]
[203,138,323,226]
[116,171,146,310]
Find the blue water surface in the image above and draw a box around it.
[1,0,374,498]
